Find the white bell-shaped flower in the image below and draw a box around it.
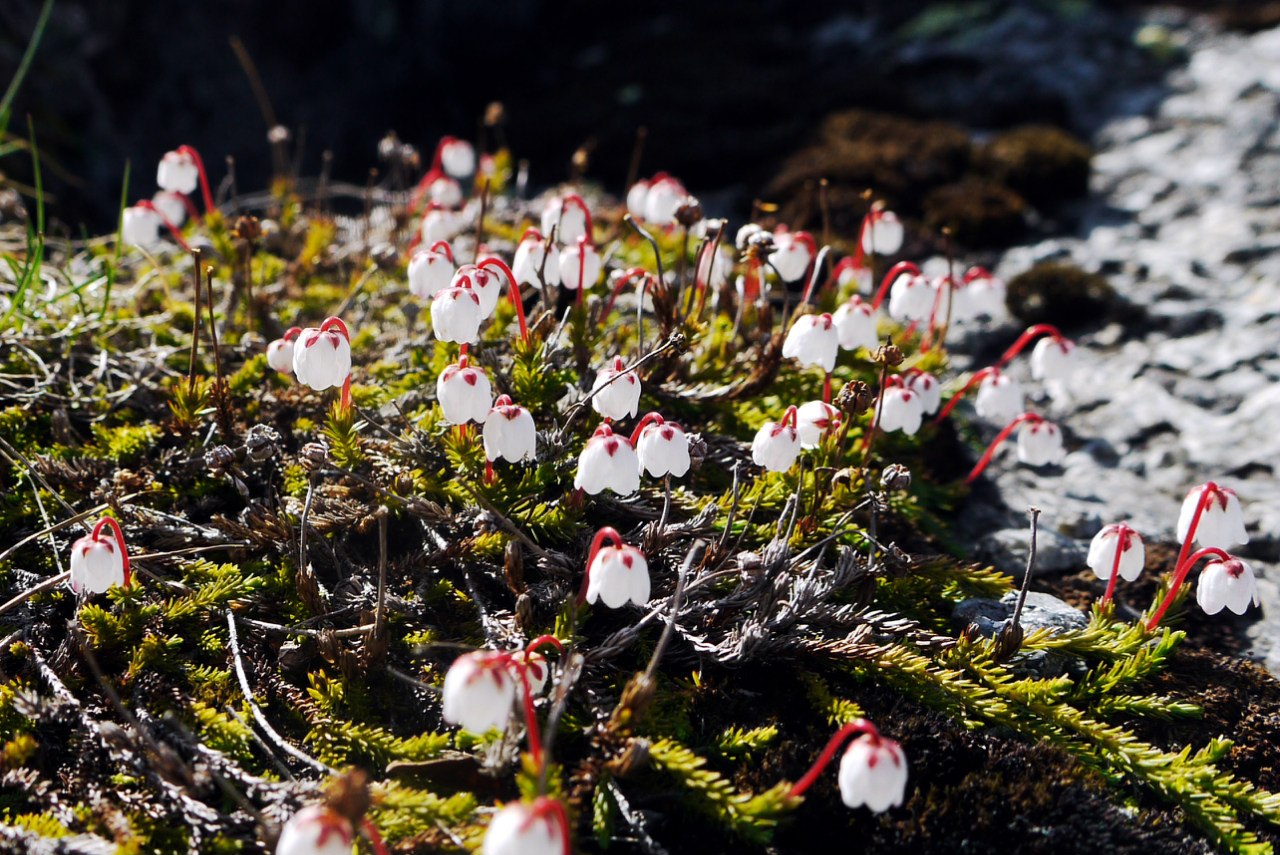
[834,257,873,294]
[795,401,840,449]
[408,243,456,299]
[1087,524,1144,582]
[1016,419,1065,466]
[428,176,463,209]
[507,650,550,698]
[591,357,642,421]
[1177,483,1249,549]
[752,408,801,472]
[974,372,1024,424]
[122,205,162,249]
[626,180,650,220]
[440,137,476,178]
[905,372,941,416]
[861,209,904,255]
[878,386,924,435]
[1197,556,1260,616]
[442,650,516,734]
[633,414,691,478]
[151,191,188,226]
[541,195,589,246]
[275,806,353,855]
[266,329,300,375]
[833,296,879,352]
[696,244,733,291]
[586,538,651,609]
[768,230,815,282]
[422,205,462,243]
[157,149,200,195]
[574,424,641,496]
[68,528,127,595]
[643,175,686,225]
[735,222,764,250]
[963,268,1007,318]
[483,396,537,463]
[1030,336,1079,382]
[437,360,493,425]
[782,313,839,372]
[886,272,936,323]
[513,231,561,287]
[457,264,503,318]
[838,732,908,813]
[558,239,602,291]
[293,321,352,392]
[431,281,483,345]
[482,799,566,855]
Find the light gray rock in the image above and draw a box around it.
[954,591,1090,637]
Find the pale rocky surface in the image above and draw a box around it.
[947,13,1280,672]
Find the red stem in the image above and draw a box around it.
[283,326,302,342]
[516,657,543,765]
[922,275,952,348]
[601,267,648,318]
[780,405,799,430]
[172,192,201,222]
[360,820,390,855]
[789,719,880,798]
[135,200,191,252]
[577,527,623,604]
[823,373,832,405]
[965,412,1044,484]
[871,261,921,310]
[562,193,595,244]
[933,366,997,425]
[997,323,1065,369]
[852,210,872,270]
[1099,524,1134,606]
[1146,546,1233,631]
[429,240,455,264]
[91,516,131,586]
[176,145,216,214]
[525,635,564,656]
[478,257,529,344]
[319,316,351,341]
[575,237,589,305]
[1173,483,1217,582]
[629,412,665,446]
[532,797,573,855]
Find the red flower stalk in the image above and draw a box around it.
[965,412,1044,483]
[1145,546,1233,630]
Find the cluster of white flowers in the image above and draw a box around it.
[1093,482,1257,624]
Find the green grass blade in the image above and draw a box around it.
[0,0,55,139]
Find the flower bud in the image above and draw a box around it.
[887,272,935,323]
[591,357,641,421]
[782,313,839,372]
[293,323,352,393]
[833,295,879,352]
[431,281,483,344]
[878,387,923,435]
[838,731,908,812]
[751,411,801,472]
[905,371,941,416]
[574,424,640,496]
[635,416,691,478]
[768,229,815,283]
[1016,419,1065,467]
[408,244,456,299]
[512,232,561,287]
[1177,483,1248,549]
[1087,524,1144,582]
[795,401,841,449]
[586,539,651,608]
[440,138,476,179]
[482,799,566,855]
[483,396,537,463]
[275,806,352,855]
[442,650,515,734]
[558,240,602,291]
[880,463,912,491]
[1197,557,1260,615]
[862,208,904,255]
[975,372,1024,424]
[437,361,493,425]
[157,149,199,195]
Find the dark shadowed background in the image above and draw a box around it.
[1,0,1275,230]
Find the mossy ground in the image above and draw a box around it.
[0,163,1277,855]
